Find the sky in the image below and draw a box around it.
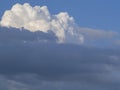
[0,0,120,31]
[0,0,120,90]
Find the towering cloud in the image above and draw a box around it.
[0,3,83,44]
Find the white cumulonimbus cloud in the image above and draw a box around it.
[0,3,84,44]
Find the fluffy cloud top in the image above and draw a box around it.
[0,3,83,44]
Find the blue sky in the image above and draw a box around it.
[0,0,120,32]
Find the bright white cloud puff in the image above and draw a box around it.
[0,3,83,44]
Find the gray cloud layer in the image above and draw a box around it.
[0,27,120,90]
[0,27,57,43]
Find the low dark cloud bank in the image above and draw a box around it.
[0,27,57,43]
[0,27,120,90]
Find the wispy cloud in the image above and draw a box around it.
[78,27,119,47]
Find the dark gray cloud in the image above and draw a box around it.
[0,27,120,90]
[0,27,57,43]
